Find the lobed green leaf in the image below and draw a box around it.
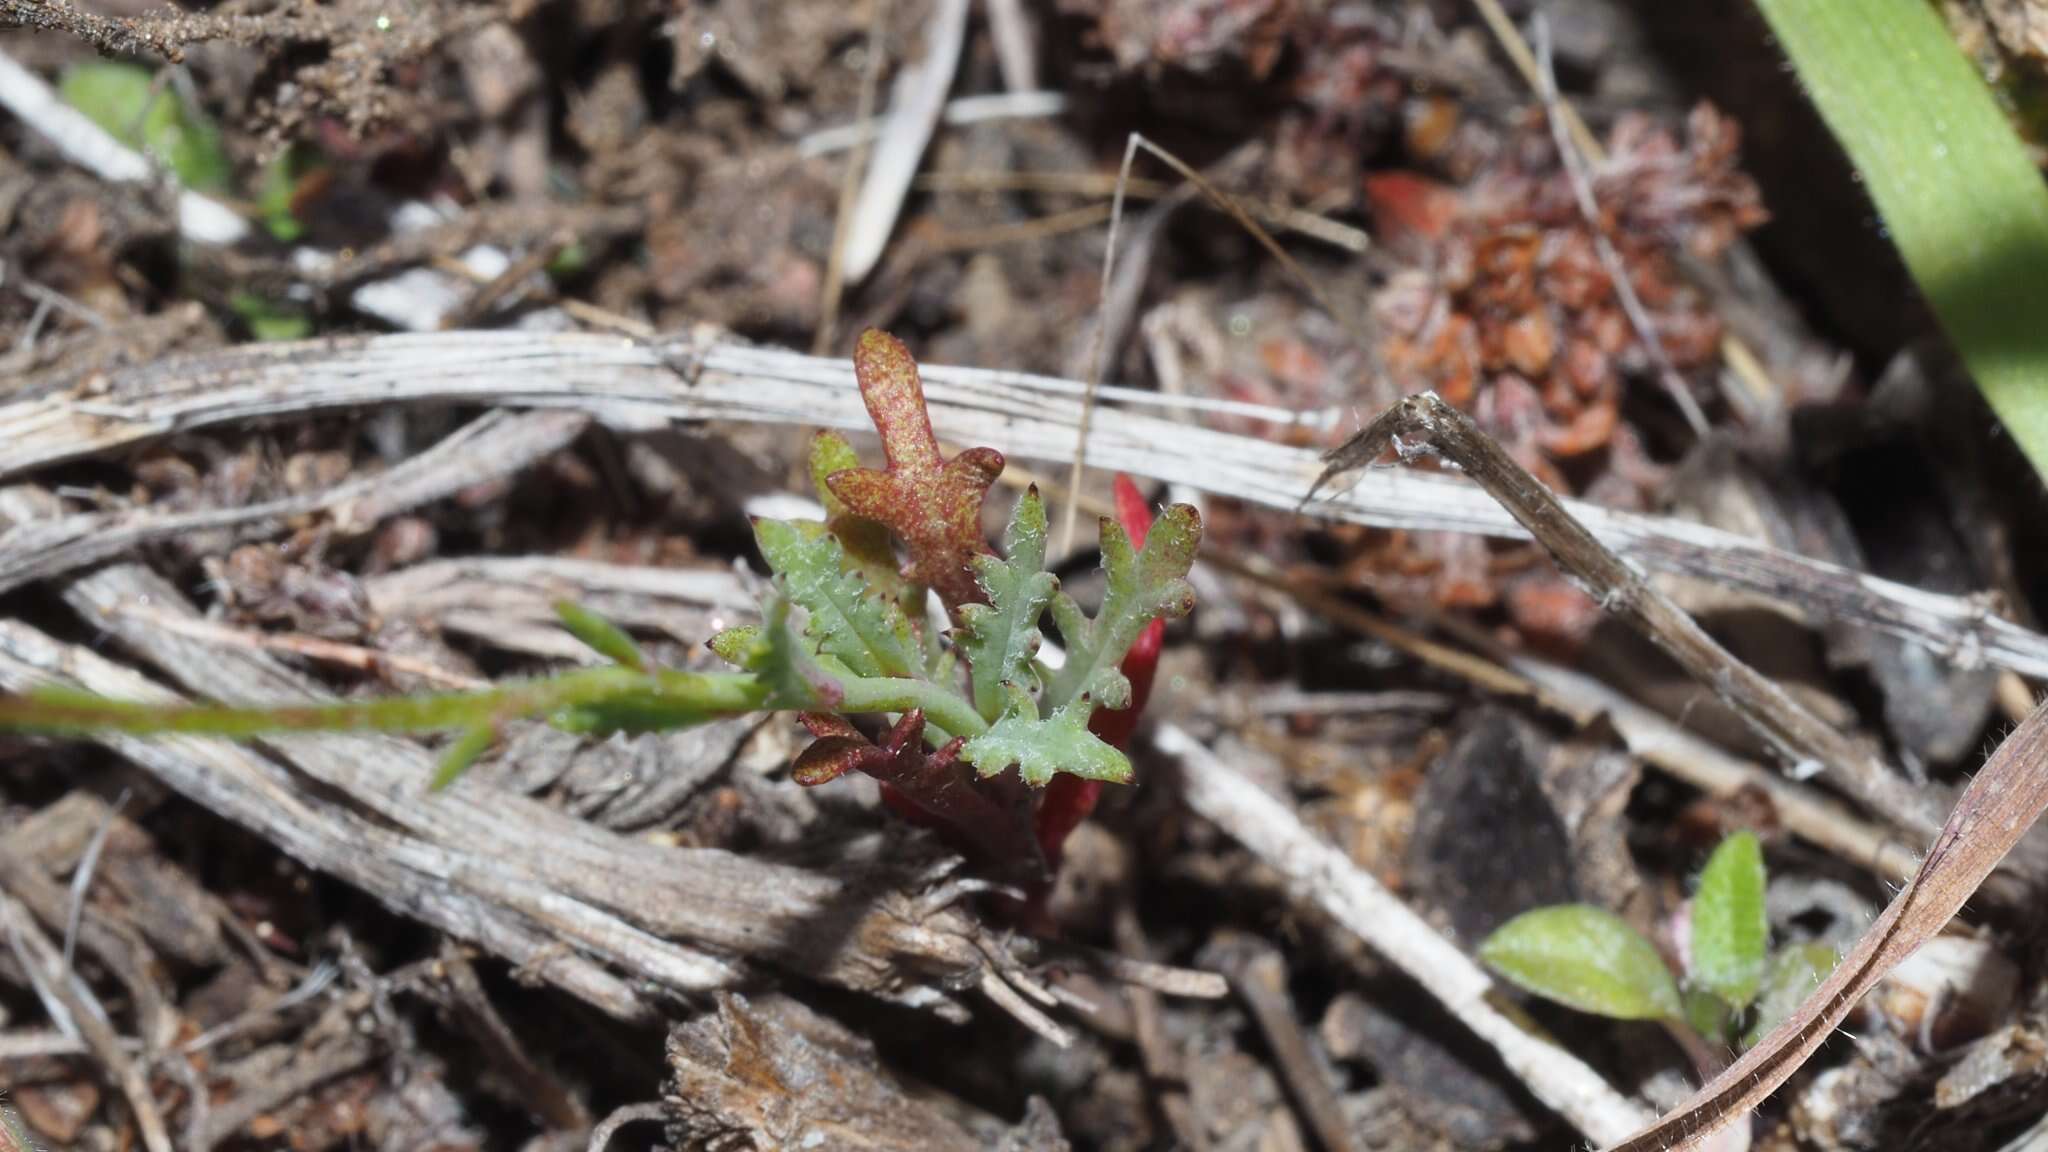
[959,681,1131,787]
[1044,503,1200,715]
[707,591,843,712]
[1480,904,1682,1022]
[754,518,921,680]
[955,487,1059,722]
[810,431,912,600]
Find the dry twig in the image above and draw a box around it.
[814,0,891,353]
[1,329,2029,688]
[0,894,172,1152]
[840,0,968,284]
[1310,392,1945,837]
[1216,552,1924,888]
[1211,937,1357,1152]
[588,1102,668,1152]
[1157,724,1654,1146]
[0,408,588,596]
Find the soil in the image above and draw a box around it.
[4,1,2048,1150]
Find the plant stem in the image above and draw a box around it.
[0,667,768,739]
[836,675,991,738]
[1660,1016,1730,1083]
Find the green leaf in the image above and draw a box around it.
[1756,0,2048,485]
[754,518,920,680]
[543,668,773,736]
[1744,943,1839,1050]
[431,725,497,790]
[257,144,321,242]
[959,681,1131,787]
[228,292,312,342]
[1683,986,1733,1047]
[706,591,843,712]
[1690,831,1769,1009]
[61,61,231,193]
[810,432,898,585]
[1479,905,1682,1022]
[1044,504,1199,715]
[546,240,589,280]
[955,488,1059,722]
[553,600,647,670]
[0,666,763,742]
[809,431,934,669]
[707,625,759,666]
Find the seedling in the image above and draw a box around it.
[0,330,1200,887]
[61,60,320,337]
[1479,832,1838,1061]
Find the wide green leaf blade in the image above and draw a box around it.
[1480,905,1682,1021]
[1690,831,1768,1009]
[1755,0,2048,484]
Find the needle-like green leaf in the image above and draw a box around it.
[553,600,647,670]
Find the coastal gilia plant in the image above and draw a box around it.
[1479,832,1839,1055]
[0,330,1201,885]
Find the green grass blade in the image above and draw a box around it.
[1755,0,2048,482]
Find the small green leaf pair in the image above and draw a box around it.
[1479,832,1838,1051]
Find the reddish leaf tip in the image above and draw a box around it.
[852,329,941,475]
